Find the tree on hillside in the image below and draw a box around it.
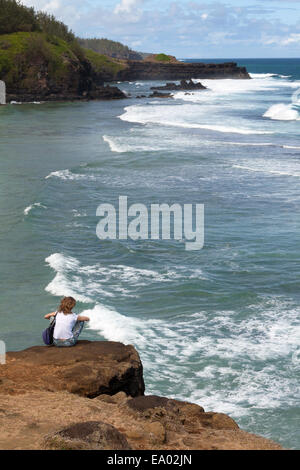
[0,0,75,42]
[0,0,38,34]
[35,11,75,43]
[78,37,143,60]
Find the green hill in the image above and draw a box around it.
[78,37,143,61]
[0,31,126,93]
[83,48,126,80]
[0,1,127,100]
[0,32,80,89]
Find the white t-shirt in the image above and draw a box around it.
[53,312,78,340]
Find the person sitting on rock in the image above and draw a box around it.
[44,296,90,347]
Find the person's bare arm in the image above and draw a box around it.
[44,312,56,319]
[77,315,90,322]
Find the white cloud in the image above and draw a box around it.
[282,33,300,45]
[263,33,300,46]
[19,1,300,57]
[114,0,143,15]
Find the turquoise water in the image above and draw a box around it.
[0,59,299,449]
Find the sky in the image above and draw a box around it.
[21,0,300,58]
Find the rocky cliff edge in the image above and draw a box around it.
[0,341,283,450]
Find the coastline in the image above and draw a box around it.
[0,341,283,450]
[1,65,299,450]
[2,60,250,104]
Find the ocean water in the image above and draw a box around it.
[0,58,299,449]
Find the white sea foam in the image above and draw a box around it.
[45,254,93,303]
[119,105,273,135]
[192,124,273,135]
[24,202,46,215]
[283,145,300,150]
[45,253,183,302]
[10,101,41,105]
[103,135,130,153]
[45,252,300,415]
[83,297,300,415]
[45,169,96,180]
[263,103,300,121]
[184,74,300,99]
[233,164,300,177]
[224,142,299,149]
[220,141,275,147]
[249,73,277,79]
[118,72,300,136]
[72,209,87,217]
[104,129,299,154]
[103,134,168,153]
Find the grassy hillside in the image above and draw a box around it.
[83,48,126,79]
[0,32,82,88]
[144,53,178,63]
[154,54,172,63]
[78,37,142,61]
[0,31,128,93]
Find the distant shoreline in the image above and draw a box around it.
[4,60,250,104]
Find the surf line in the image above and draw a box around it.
[96,196,204,251]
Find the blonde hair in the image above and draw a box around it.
[58,296,76,315]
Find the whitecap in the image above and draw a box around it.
[283,145,300,150]
[45,169,96,180]
[44,253,183,304]
[233,164,300,177]
[263,103,300,121]
[119,105,273,135]
[103,135,131,153]
[44,252,300,417]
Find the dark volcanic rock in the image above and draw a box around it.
[5,53,126,103]
[148,91,173,99]
[151,79,207,91]
[127,395,171,411]
[44,421,132,450]
[114,60,250,82]
[126,395,239,434]
[87,84,126,100]
[0,340,145,398]
[7,83,126,103]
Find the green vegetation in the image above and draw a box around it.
[153,53,172,63]
[0,0,175,94]
[83,48,126,78]
[0,32,81,88]
[78,37,142,60]
[0,0,129,90]
[0,0,37,34]
[0,0,75,42]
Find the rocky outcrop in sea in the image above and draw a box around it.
[150,79,207,91]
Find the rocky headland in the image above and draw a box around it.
[0,2,250,103]
[107,60,250,83]
[0,341,283,450]
[0,32,250,103]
